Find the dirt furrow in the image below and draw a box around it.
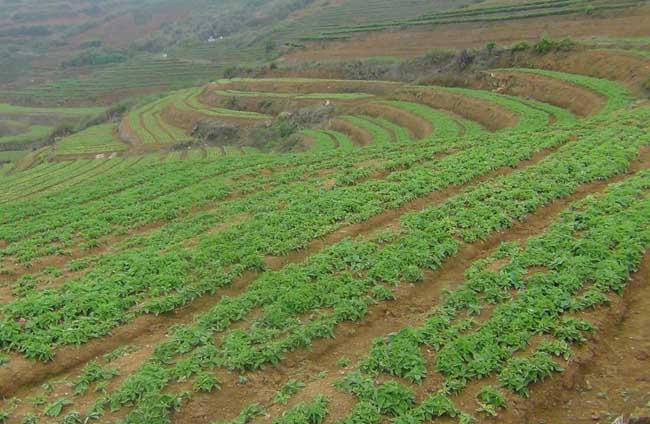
[483,70,606,117]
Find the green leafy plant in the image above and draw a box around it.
[274,379,305,404]
[212,403,265,424]
[498,352,563,397]
[43,398,73,417]
[193,372,222,392]
[476,386,506,416]
[273,395,328,424]
[336,357,350,368]
[20,413,38,424]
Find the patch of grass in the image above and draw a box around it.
[56,124,126,155]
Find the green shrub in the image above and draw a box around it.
[533,36,554,54]
[533,36,574,55]
[62,49,127,68]
[556,37,575,51]
[476,386,506,416]
[511,41,530,52]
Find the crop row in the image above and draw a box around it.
[70,106,650,424]
[55,124,126,156]
[335,166,650,423]
[5,59,217,101]
[506,68,632,114]
[179,88,271,120]
[0,110,579,360]
[215,89,374,100]
[126,95,192,145]
[0,160,113,204]
[310,0,638,39]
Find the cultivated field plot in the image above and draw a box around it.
[0,103,104,153]
[306,0,641,40]
[0,66,650,424]
[1,59,218,105]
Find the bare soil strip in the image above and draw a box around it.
[482,70,606,117]
[330,118,372,146]
[490,253,650,424]
[517,48,650,92]
[283,7,650,62]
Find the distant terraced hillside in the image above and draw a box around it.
[4,0,648,107]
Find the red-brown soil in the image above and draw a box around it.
[479,69,607,117]
[514,48,650,92]
[355,102,433,140]
[175,145,650,424]
[216,79,401,96]
[329,118,372,145]
[395,87,518,131]
[284,7,650,62]
[0,129,573,408]
[503,254,650,424]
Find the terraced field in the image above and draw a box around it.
[1,58,217,104]
[0,103,104,158]
[0,64,650,424]
[299,0,642,41]
[55,124,127,157]
[119,73,600,153]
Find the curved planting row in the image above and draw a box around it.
[116,68,617,155]
[55,124,127,157]
[125,95,193,146]
[20,105,648,424]
[0,69,640,424]
[331,162,650,424]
